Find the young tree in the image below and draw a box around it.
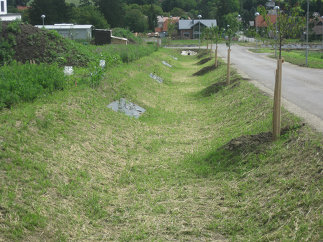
[225,26,233,85]
[262,4,305,140]
[209,25,222,67]
[167,19,177,40]
[201,27,211,50]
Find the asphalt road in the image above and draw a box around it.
[215,44,323,132]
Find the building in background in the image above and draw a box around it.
[0,0,21,21]
[155,16,180,38]
[178,19,217,39]
[35,24,93,41]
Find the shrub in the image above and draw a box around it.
[112,28,142,44]
[0,62,70,109]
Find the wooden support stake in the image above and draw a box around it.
[226,48,231,85]
[273,58,283,141]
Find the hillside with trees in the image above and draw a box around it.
[5,0,323,33]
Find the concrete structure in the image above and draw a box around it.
[178,19,217,39]
[111,36,128,45]
[0,0,21,21]
[35,24,93,41]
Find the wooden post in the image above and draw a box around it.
[273,58,283,140]
[215,45,218,67]
[226,48,231,85]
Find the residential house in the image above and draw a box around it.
[312,16,323,36]
[0,0,21,21]
[255,10,278,38]
[255,14,277,28]
[178,19,217,39]
[35,24,93,41]
[155,16,180,38]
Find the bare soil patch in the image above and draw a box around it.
[196,57,212,65]
[201,78,240,96]
[196,50,211,59]
[193,64,217,76]
[223,124,305,154]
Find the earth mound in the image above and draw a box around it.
[223,124,305,154]
[196,57,212,65]
[0,22,91,66]
[193,64,217,76]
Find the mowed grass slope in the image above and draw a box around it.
[0,49,322,241]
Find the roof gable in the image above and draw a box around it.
[179,19,217,30]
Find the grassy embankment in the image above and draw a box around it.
[0,48,322,241]
[248,47,323,69]
[0,21,157,109]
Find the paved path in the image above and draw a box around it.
[215,44,323,132]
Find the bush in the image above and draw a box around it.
[0,63,70,109]
[98,44,156,63]
[112,28,142,44]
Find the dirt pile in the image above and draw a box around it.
[223,124,306,154]
[0,22,91,66]
[196,57,212,65]
[193,64,217,76]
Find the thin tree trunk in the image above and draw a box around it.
[226,48,231,85]
[210,41,213,56]
[215,44,218,67]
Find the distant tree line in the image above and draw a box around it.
[7,0,323,32]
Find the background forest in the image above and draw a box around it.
[5,0,323,33]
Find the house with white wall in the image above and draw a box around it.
[35,24,93,41]
[0,0,22,21]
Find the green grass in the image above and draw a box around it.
[249,47,323,68]
[165,39,208,45]
[0,48,322,241]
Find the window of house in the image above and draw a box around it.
[1,1,4,13]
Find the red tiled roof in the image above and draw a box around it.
[155,17,180,33]
[17,5,30,11]
[255,15,277,27]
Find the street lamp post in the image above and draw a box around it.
[255,12,260,49]
[274,6,280,58]
[198,15,202,49]
[306,0,309,66]
[237,14,241,41]
[321,16,323,48]
[41,14,46,27]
